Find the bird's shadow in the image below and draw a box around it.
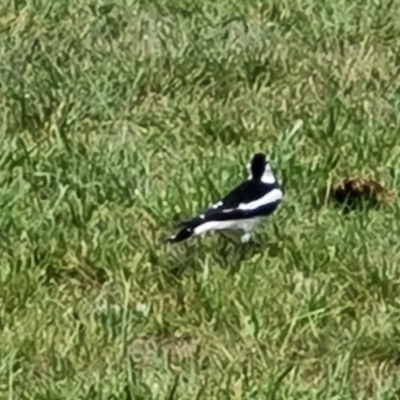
[162,231,283,279]
[214,235,282,275]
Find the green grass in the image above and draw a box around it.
[1,0,400,398]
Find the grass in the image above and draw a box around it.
[1,0,400,398]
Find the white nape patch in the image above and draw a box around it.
[247,161,276,184]
[238,188,282,211]
[193,218,258,237]
[260,163,276,184]
[246,162,252,180]
[200,214,205,219]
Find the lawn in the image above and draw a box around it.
[1,0,400,398]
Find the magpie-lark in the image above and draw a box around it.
[166,153,283,244]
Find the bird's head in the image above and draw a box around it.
[247,153,275,184]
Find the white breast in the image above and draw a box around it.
[193,217,259,236]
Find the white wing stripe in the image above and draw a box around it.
[238,188,283,211]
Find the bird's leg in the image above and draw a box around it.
[240,232,252,243]
[239,220,257,244]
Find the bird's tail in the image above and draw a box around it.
[165,218,202,244]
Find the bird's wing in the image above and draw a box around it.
[205,180,283,219]
[208,181,261,210]
[175,181,251,228]
[177,181,282,228]
[200,181,281,221]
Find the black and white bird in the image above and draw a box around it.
[166,153,283,244]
